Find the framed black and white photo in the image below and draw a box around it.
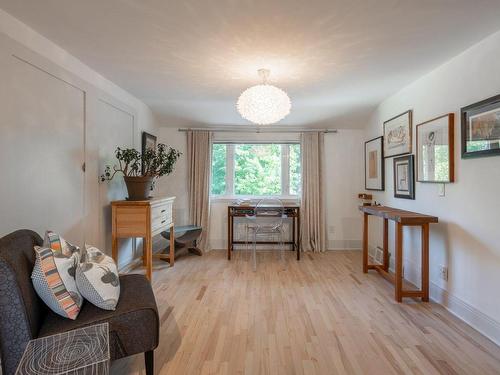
[393,155,415,199]
[384,110,412,158]
[461,94,500,158]
[364,136,384,190]
[416,113,454,183]
[141,131,157,174]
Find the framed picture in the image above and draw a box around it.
[393,155,415,199]
[416,113,454,183]
[461,94,500,158]
[364,136,384,190]
[141,131,157,173]
[384,110,412,158]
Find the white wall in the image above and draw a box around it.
[156,128,365,251]
[364,30,500,344]
[0,10,157,268]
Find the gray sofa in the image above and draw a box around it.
[0,230,159,375]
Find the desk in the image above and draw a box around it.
[111,196,175,281]
[359,205,438,302]
[227,204,300,261]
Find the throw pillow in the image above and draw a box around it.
[75,244,120,310]
[31,245,83,320]
[43,230,80,257]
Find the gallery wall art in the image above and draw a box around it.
[364,136,384,190]
[384,110,412,158]
[416,113,454,183]
[393,154,415,199]
[461,94,500,158]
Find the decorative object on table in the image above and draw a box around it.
[364,136,385,190]
[15,323,110,375]
[1,230,159,375]
[31,231,82,320]
[101,144,181,200]
[237,68,291,125]
[141,132,157,174]
[393,155,415,199]
[76,244,120,311]
[358,193,373,206]
[383,110,412,158]
[461,93,500,158]
[416,113,455,183]
[161,225,203,257]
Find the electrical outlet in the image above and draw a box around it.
[439,265,448,281]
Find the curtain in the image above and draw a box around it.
[300,132,326,252]
[187,130,212,251]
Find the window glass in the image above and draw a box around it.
[234,144,281,196]
[211,143,226,195]
[289,143,301,195]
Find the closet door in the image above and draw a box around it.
[0,40,85,244]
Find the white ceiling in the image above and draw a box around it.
[1,0,500,128]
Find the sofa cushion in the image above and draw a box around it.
[31,246,83,320]
[76,244,120,310]
[38,274,159,360]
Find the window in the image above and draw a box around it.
[211,143,301,197]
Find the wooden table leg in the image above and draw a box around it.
[395,222,403,302]
[145,236,152,282]
[227,207,232,260]
[112,236,118,264]
[169,224,175,267]
[383,218,389,271]
[362,213,369,273]
[421,223,430,302]
[142,237,148,266]
[297,209,300,260]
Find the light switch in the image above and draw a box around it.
[438,184,445,197]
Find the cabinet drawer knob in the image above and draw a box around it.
[161,220,166,224]
[161,209,166,213]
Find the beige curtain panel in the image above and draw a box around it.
[300,132,326,252]
[187,130,213,251]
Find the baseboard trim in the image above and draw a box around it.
[430,283,500,346]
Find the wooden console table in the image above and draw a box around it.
[227,204,300,261]
[359,205,438,302]
[111,196,175,281]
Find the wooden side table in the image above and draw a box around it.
[111,196,175,281]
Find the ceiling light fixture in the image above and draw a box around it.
[236,69,291,125]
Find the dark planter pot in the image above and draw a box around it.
[123,176,154,200]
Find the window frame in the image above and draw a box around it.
[210,141,301,201]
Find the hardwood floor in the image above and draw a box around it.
[111,250,500,375]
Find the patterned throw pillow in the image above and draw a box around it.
[75,245,120,311]
[31,242,83,320]
[43,230,80,257]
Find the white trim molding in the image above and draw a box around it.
[430,283,500,346]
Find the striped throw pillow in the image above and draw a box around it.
[32,245,83,320]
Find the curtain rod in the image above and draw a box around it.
[177,127,338,134]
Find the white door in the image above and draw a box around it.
[0,39,85,244]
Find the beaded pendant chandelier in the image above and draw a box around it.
[236,69,291,125]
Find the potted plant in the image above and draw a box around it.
[101,144,181,200]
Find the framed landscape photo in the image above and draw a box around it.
[384,110,412,158]
[393,155,415,199]
[141,131,157,174]
[416,113,454,183]
[364,136,384,190]
[461,94,500,158]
